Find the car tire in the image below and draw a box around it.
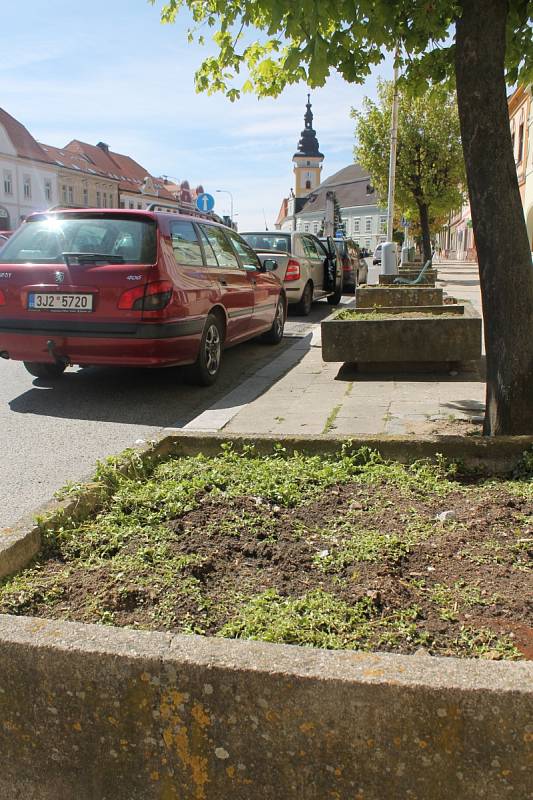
[294,282,313,316]
[188,314,223,386]
[262,297,285,344]
[24,361,66,379]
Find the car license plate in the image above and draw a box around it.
[28,293,93,312]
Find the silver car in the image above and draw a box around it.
[242,231,342,315]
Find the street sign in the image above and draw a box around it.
[196,193,215,213]
[401,216,411,228]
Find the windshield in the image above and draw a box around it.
[242,233,290,253]
[0,215,157,265]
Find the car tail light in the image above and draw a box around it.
[0,289,5,306]
[285,258,301,281]
[118,280,173,311]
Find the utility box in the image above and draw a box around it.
[381,242,398,275]
[401,245,410,265]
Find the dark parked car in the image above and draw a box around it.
[319,237,368,288]
[0,210,286,384]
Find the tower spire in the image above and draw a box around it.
[294,95,323,158]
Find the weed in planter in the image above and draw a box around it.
[0,445,530,660]
[429,581,502,622]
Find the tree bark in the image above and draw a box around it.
[455,0,533,435]
[417,201,433,263]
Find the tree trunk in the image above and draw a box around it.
[455,0,533,435]
[417,201,433,263]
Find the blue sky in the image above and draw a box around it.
[2,0,393,229]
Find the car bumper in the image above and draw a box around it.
[0,318,204,367]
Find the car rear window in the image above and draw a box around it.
[242,233,290,253]
[0,215,157,265]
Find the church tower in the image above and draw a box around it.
[292,95,324,198]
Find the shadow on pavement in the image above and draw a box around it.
[334,358,486,383]
[8,336,310,428]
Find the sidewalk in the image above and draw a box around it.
[172,260,486,438]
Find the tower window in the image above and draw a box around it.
[305,180,311,189]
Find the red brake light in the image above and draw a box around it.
[118,280,173,311]
[285,258,301,281]
[0,289,5,306]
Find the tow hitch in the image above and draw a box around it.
[46,339,71,369]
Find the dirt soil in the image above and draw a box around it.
[2,461,531,660]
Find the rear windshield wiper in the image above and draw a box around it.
[62,252,125,266]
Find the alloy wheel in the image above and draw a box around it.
[204,324,221,375]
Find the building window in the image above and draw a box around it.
[518,123,524,163]
[313,222,318,233]
[68,186,74,204]
[365,239,371,249]
[137,203,142,209]
[365,217,372,233]
[304,223,310,232]
[379,215,387,234]
[353,217,360,233]
[129,201,134,209]
[103,192,108,207]
[44,180,52,202]
[62,185,68,203]
[108,193,113,207]
[83,187,88,206]
[23,176,31,199]
[3,171,13,196]
[120,201,125,209]
[96,191,101,207]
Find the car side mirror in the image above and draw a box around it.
[262,258,278,272]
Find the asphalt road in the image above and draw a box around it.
[0,300,340,530]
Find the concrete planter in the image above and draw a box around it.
[379,270,438,286]
[349,304,465,316]
[1,432,532,800]
[356,286,444,307]
[321,302,482,364]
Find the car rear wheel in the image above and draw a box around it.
[24,361,66,379]
[262,297,285,344]
[188,314,223,386]
[294,282,313,316]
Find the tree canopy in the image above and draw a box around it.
[353,81,465,259]
[150,0,533,98]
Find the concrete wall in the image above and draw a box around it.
[321,303,482,363]
[356,286,444,307]
[0,614,531,800]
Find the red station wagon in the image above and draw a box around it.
[0,210,286,384]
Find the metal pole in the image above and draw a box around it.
[216,189,234,225]
[386,48,400,241]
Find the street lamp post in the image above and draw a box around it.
[216,189,234,224]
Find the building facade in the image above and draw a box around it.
[510,85,533,251]
[438,84,533,260]
[0,106,207,231]
[0,109,57,230]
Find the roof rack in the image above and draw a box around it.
[145,202,223,223]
